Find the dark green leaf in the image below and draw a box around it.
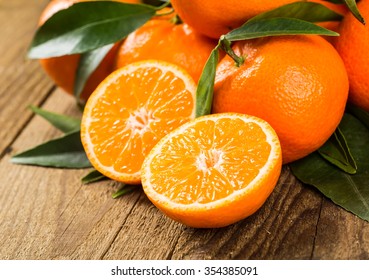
[11,131,91,168]
[324,0,344,4]
[343,0,365,24]
[30,105,81,133]
[196,47,219,117]
[225,18,338,42]
[248,2,343,23]
[28,2,155,58]
[318,128,357,174]
[82,169,107,184]
[112,184,138,199]
[219,37,244,67]
[74,44,114,101]
[143,0,170,6]
[346,103,369,130]
[290,114,369,222]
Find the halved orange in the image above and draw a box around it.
[81,60,196,184]
[141,113,282,228]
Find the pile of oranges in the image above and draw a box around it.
[36,0,369,228]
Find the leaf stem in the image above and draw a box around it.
[155,7,175,16]
[219,36,244,67]
[153,0,171,11]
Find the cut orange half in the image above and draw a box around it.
[141,113,282,228]
[81,60,197,184]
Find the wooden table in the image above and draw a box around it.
[1,0,369,260]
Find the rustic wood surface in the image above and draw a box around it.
[1,0,369,260]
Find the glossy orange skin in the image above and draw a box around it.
[335,0,369,112]
[213,36,349,163]
[38,0,140,101]
[170,0,301,39]
[115,20,217,83]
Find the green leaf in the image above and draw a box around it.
[290,114,369,222]
[74,44,114,102]
[195,47,219,117]
[248,2,343,23]
[143,0,170,6]
[318,128,357,174]
[11,131,91,168]
[346,104,369,130]
[224,18,338,42]
[112,184,138,199]
[28,1,155,58]
[82,169,107,184]
[30,106,81,133]
[323,0,344,4]
[343,0,365,24]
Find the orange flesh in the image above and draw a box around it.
[87,66,195,175]
[148,117,272,204]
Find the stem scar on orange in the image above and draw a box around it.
[212,35,349,163]
[81,60,196,184]
[141,113,282,228]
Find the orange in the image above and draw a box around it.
[212,35,348,163]
[141,113,282,228]
[115,19,217,83]
[81,60,196,184]
[170,0,301,39]
[38,0,141,101]
[335,0,369,112]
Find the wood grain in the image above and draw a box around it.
[0,0,53,155]
[313,200,369,259]
[0,90,140,260]
[1,0,369,261]
[103,192,186,260]
[170,167,322,260]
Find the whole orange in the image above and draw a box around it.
[212,35,349,163]
[170,0,301,39]
[335,0,369,112]
[38,0,141,101]
[115,19,217,83]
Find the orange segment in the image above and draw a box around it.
[81,60,196,184]
[141,113,282,228]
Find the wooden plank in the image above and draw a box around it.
[1,0,369,261]
[76,166,324,260]
[312,200,369,259]
[0,90,140,259]
[0,0,54,154]
[169,167,323,260]
[102,192,186,260]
